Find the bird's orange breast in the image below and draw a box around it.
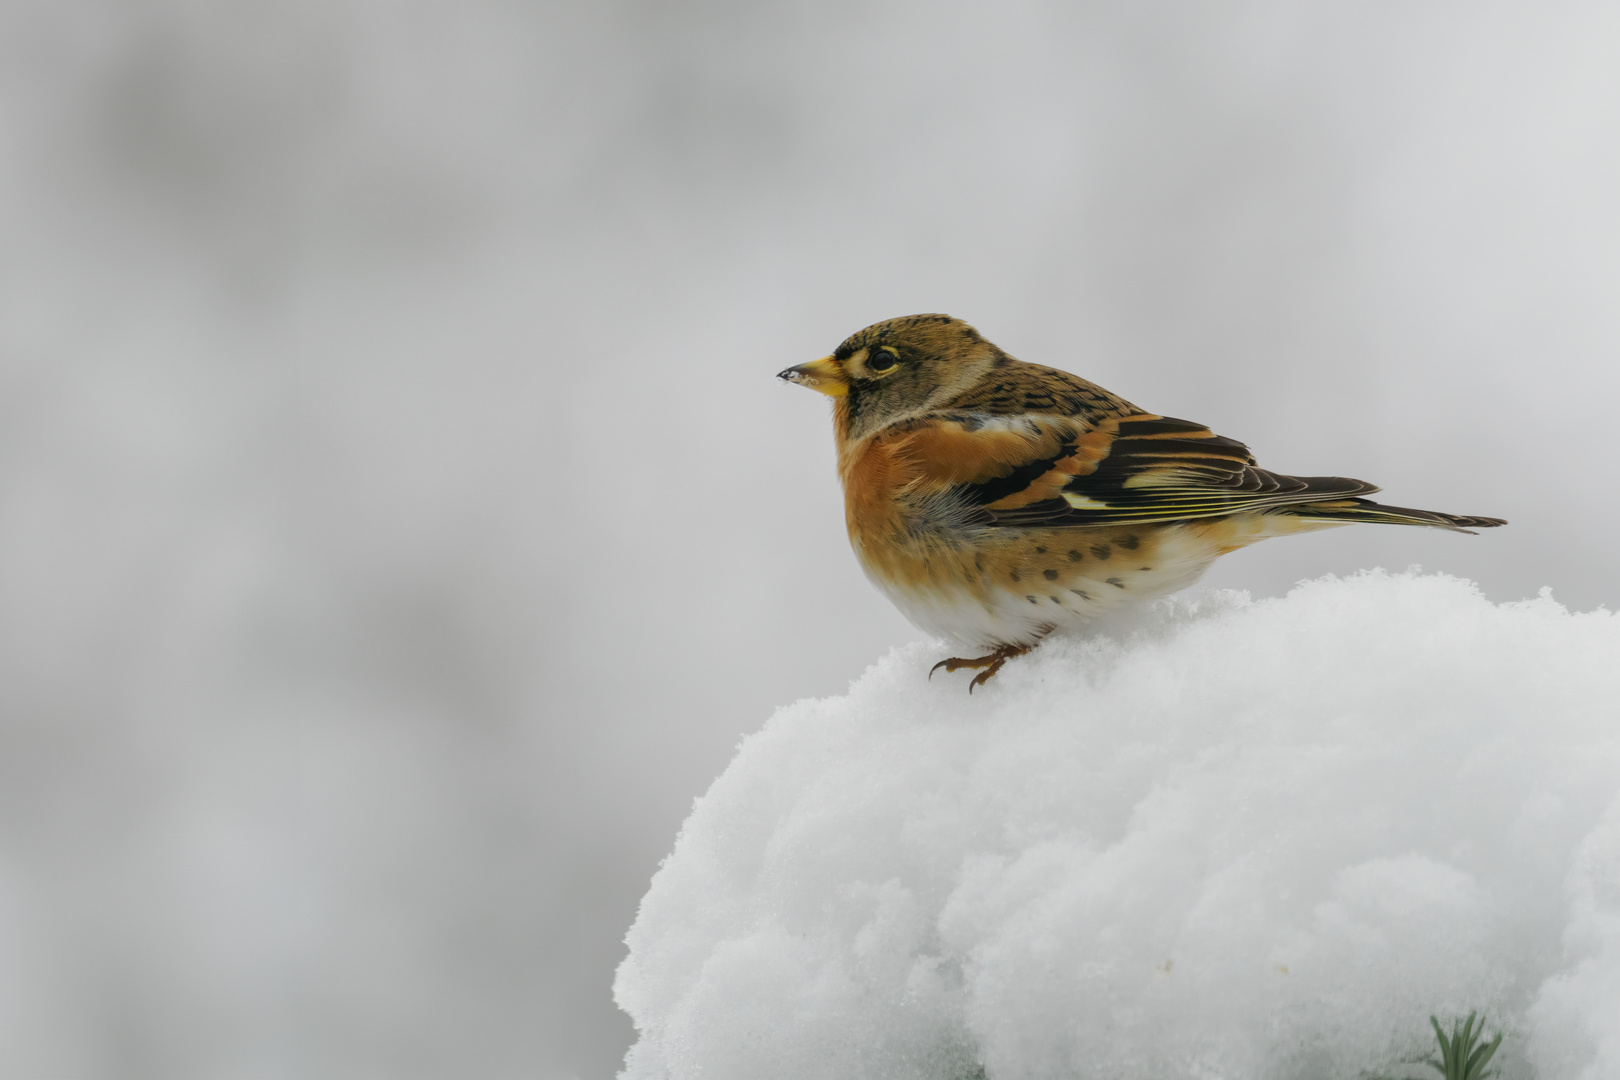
[837,433,918,575]
[834,430,978,597]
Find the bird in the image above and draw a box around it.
[779,314,1505,691]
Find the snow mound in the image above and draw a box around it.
[615,572,1620,1080]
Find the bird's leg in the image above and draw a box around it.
[929,643,1034,693]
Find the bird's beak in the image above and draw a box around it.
[777,356,848,398]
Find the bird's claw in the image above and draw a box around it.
[929,645,1032,692]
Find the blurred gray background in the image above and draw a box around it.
[0,1,1615,1077]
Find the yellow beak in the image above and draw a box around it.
[777,356,848,398]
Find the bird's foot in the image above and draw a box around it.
[929,643,1033,693]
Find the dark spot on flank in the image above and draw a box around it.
[1043,569,1059,580]
[1049,595,1061,603]
[1026,595,1038,604]
[975,559,985,572]
[1009,569,1021,582]
[1119,535,1140,550]
[1034,546,1046,554]
[1091,545,1112,560]
[1067,550,1083,561]
[1139,566,1152,571]
[1106,577,1125,588]
[1071,589,1091,601]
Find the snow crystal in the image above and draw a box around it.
[615,572,1620,1080]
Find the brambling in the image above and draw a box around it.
[780,314,1505,690]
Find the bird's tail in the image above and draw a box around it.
[1275,498,1507,534]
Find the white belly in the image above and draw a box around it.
[860,514,1339,651]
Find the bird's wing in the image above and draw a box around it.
[892,412,1378,527]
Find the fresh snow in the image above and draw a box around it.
[616,572,1620,1080]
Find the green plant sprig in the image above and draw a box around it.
[1365,1011,1503,1080]
[1423,1012,1502,1080]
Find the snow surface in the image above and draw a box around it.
[616,572,1620,1080]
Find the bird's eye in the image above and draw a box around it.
[868,349,899,373]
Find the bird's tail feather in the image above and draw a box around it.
[1276,498,1506,534]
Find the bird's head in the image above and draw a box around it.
[778,314,1005,441]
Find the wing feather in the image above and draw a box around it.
[902,412,1381,528]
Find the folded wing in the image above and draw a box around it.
[912,413,1380,528]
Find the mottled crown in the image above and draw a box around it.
[834,314,993,366]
